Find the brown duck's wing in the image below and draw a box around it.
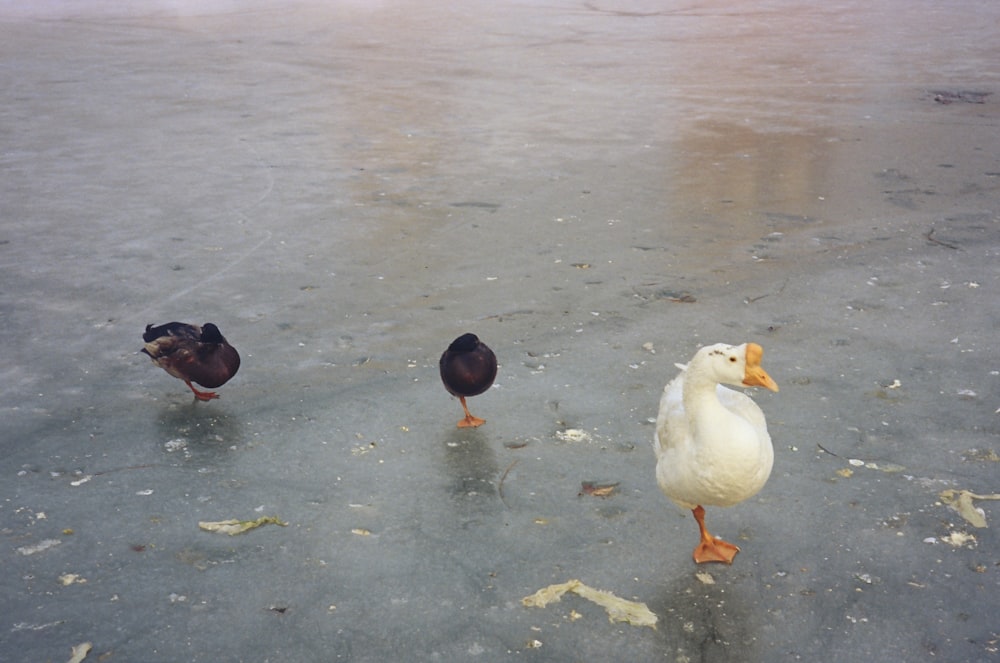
[142,322,202,344]
[142,333,191,361]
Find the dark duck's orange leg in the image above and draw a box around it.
[457,396,486,428]
[439,333,497,428]
[692,505,740,564]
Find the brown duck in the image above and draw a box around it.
[439,333,497,428]
[141,322,240,401]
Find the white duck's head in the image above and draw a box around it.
[689,342,779,392]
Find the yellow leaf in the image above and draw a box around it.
[198,516,288,536]
[522,579,657,628]
[67,642,92,663]
[939,489,1000,528]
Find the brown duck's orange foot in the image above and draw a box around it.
[693,537,741,564]
[457,415,486,428]
[186,382,220,401]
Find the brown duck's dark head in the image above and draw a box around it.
[200,323,226,344]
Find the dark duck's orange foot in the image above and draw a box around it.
[141,322,240,401]
[439,333,497,428]
[456,397,486,428]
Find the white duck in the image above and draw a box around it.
[654,342,778,564]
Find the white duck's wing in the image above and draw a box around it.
[654,369,703,509]
[715,385,768,433]
[714,384,775,503]
[653,369,687,456]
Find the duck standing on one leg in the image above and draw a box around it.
[439,333,497,428]
[141,322,240,401]
[654,342,779,564]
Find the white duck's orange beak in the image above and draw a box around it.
[742,342,779,392]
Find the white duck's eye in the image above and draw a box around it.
[729,356,737,362]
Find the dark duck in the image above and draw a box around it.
[141,322,240,401]
[439,333,497,428]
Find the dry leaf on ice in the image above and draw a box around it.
[579,481,619,498]
[59,573,87,586]
[941,531,977,547]
[67,642,92,663]
[695,572,715,585]
[556,429,592,443]
[521,579,657,628]
[939,489,1000,529]
[198,516,288,536]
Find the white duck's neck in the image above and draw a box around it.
[683,370,722,411]
[682,369,740,437]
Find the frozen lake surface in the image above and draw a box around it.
[1,1,999,661]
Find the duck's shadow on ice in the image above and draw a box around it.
[440,427,500,506]
[153,401,245,461]
[646,569,759,660]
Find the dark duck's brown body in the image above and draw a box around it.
[141,322,240,401]
[439,333,497,428]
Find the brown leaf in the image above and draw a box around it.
[579,481,619,498]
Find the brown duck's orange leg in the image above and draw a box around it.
[692,505,740,564]
[185,381,220,401]
[456,396,486,428]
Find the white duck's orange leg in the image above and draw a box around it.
[692,505,740,564]
[456,396,486,428]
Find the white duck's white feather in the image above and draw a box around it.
[654,343,774,510]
